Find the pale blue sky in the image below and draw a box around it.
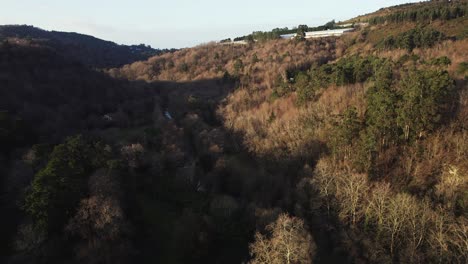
[0,0,421,48]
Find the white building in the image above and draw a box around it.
[305,28,355,38]
[280,28,355,39]
[280,33,296,39]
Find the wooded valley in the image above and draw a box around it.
[1,1,467,263]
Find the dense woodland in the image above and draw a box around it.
[0,25,177,68]
[1,1,467,263]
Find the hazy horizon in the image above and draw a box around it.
[0,0,422,49]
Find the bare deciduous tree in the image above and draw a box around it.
[382,193,410,256]
[121,143,145,168]
[66,195,131,264]
[336,173,369,226]
[311,160,337,216]
[365,182,391,229]
[435,165,466,212]
[428,212,450,262]
[429,212,468,263]
[404,197,431,262]
[448,219,468,263]
[249,214,316,264]
[65,169,131,264]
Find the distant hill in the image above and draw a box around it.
[0,42,156,142]
[0,25,176,68]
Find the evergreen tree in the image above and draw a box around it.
[233,58,244,75]
[24,135,107,234]
[295,72,314,103]
[365,62,398,150]
[397,69,455,141]
[330,107,362,160]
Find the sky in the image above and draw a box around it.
[0,0,422,49]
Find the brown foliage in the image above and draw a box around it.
[67,196,126,241]
[104,11,467,262]
[66,169,132,264]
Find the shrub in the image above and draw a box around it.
[377,28,445,51]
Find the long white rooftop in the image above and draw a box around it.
[281,28,355,39]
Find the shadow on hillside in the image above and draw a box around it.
[0,41,345,263]
[136,76,348,264]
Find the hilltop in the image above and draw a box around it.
[348,0,466,23]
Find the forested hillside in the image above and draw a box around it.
[0,25,176,68]
[0,41,162,263]
[1,1,467,264]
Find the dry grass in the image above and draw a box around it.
[413,39,468,76]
